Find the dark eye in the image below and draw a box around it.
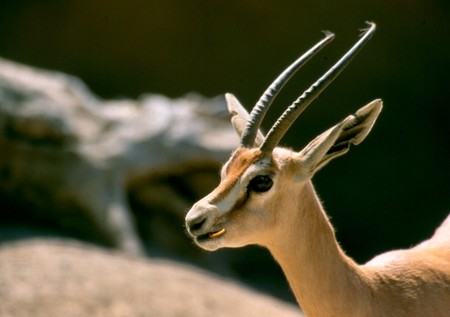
[248,175,273,193]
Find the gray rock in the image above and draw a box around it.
[0,238,304,317]
[0,57,238,254]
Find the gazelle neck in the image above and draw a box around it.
[265,181,371,317]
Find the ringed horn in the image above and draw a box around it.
[240,22,376,153]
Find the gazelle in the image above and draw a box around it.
[185,23,450,317]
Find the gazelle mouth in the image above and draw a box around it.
[208,228,226,239]
[196,228,226,243]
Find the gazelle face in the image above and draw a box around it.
[185,147,301,250]
[184,23,381,251]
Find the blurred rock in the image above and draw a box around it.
[0,57,238,254]
[0,238,304,317]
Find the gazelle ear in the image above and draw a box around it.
[225,93,265,146]
[298,99,382,176]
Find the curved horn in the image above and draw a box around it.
[260,22,376,153]
[240,31,335,148]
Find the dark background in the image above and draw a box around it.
[1,0,449,276]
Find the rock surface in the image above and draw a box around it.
[0,239,304,317]
[0,57,237,254]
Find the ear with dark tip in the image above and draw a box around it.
[225,93,265,146]
[298,99,383,176]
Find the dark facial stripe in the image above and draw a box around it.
[210,147,264,203]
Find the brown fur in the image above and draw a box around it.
[210,148,264,203]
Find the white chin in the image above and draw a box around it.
[197,238,253,251]
[196,239,224,251]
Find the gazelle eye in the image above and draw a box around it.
[248,175,273,193]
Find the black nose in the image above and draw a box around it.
[186,214,207,234]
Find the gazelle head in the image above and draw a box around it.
[185,23,382,251]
